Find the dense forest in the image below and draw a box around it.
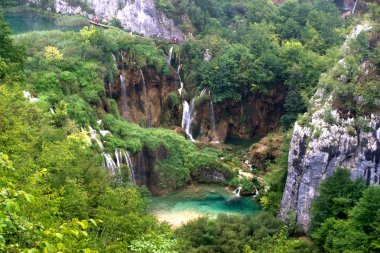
[0,0,379,252]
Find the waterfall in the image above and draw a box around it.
[351,0,358,14]
[177,57,184,95]
[49,108,55,114]
[103,153,117,176]
[120,49,124,63]
[103,149,136,185]
[234,187,242,197]
[167,47,173,65]
[140,69,150,125]
[182,100,195,141]
[210,98,218,143]
[112,53,117,68]
[89,126,104,148]
[120,75,129,118]
[376,127,380,140]
[108,82,112,99]
[123,150,136,185]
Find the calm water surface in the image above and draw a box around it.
[149,185,260,227]
[4,15,81,34]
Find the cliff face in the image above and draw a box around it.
[194,86,286,143]
[279,24,379,231]
[111,66,181,127]
[33,0,185,41]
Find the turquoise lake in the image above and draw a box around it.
[4,15,81,34]
[149,185,260,227]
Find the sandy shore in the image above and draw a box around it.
[154,210,210,229]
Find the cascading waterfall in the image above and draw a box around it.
[108,82,112,99]
[182,100,195,141]
[103,153,117,176]
[104,148,136,185]
[167,47,173,65]
[209,97,218,143]
[234,187,242,197]
[123,151,136,185]
[140,69,150,125]
[120,75,129,118]
[89,126,104,148]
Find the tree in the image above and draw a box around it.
[310,169,366,230]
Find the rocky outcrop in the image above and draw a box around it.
[31,0,185,41]
[249,133,283,171]
[279,23,379,231]
[194,86,286,143]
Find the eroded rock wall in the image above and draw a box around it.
[194,86,286,143]
[279,23,379,231]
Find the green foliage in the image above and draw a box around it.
[310,169,380,252]
[175,212,315,253]
[311,169,366,230]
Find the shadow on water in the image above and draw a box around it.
[4,14,82,34]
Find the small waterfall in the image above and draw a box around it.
[167,47,173,65]
[103,153,117,176]
[351,0,358,14]
[210,98,218,143]
[103,149,136,185]
[120,75,129,118]
[234,187,242,197]
[108,82,112,99]
[112,53,117,68]
[89,126,104,148]
[123,151,136,185]
[49,108,55,114]
[182,100,195,141]
[140,69,150,125]
[120,49,124,63]
[176,60,184,95]
[376,127,380,140]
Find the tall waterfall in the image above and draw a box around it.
[140,69,150,126]
[167,47,173,65]
[210,98,218,143]
[120,75,128,118]
[108,82,112,99]
[177,63,183,95]
[182,100,195,141]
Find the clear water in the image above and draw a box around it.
[4,15,81,34]
[150,185,260,216]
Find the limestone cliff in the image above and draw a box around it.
[30,0,185,41]
[110,66,181,127]
[279,23,380,231]
[193,86,286,143]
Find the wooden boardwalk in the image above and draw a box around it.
[88,20,114,29]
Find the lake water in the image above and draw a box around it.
[149,185,260,228]
[4,15,81,34]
